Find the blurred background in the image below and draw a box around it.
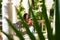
[0,0,56,40]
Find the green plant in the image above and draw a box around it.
[2,0,57,40]
[55,0,60,40]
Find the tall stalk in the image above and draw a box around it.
[55,0,60,40]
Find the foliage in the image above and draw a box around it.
[2,31,14,40]
[42,0,53,40]
[55,0,60,40]
[2,0,57,40]
[17,2,25,19]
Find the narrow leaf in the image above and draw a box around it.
[42,0,53,40]
[2,31,13,40]
[6,18,24,40]
[16,8,36,40]
[29,4,45,40]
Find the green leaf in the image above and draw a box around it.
[29,6,45,40]
[5,18,24,40]
[42,0,53,40]
[2,31,13,40]
[16,8,36,40]
[55,0,60,40]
